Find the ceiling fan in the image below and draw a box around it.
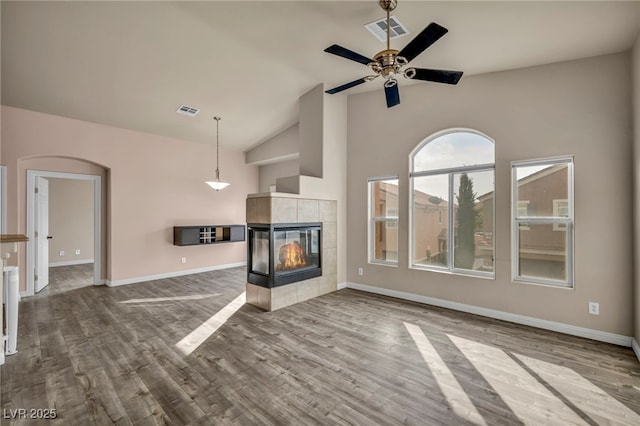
[324,0,463,108]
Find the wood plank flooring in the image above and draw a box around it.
[42,263,94,296]
[2,266,640,425]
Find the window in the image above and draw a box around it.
[410,130,495,276]
[553,199,569,231]
[369,177,399,265]
[512,157,573,287]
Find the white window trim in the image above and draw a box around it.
[408,129,495,278]
[511,156,574,288]
[368,176,399,266]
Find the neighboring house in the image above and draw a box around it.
[479,164,568,279]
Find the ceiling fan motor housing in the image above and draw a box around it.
[371,49,407,78]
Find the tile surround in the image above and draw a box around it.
[246,194,337,311]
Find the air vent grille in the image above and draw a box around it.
[176,104,200,117]
[364,15,409,42]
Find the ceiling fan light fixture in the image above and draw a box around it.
[403,67,416,79]
[205,116,230,192]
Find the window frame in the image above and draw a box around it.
[511,156,574,288]
[368,176,399,266]
[409,129,495,278]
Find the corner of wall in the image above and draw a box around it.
[633,29,640,348]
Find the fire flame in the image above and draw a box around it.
[276,241,307,271]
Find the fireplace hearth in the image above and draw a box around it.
[248,223,322,288]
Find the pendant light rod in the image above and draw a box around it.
[386,6,390,51]
[206,115,230,191]
[214,116,221,176]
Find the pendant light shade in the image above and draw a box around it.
[205,116,230,191]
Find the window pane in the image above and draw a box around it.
[516,164,568,217]
[413,175,449,267]
[518,223,568,282]
[414,132,494,172]
[453,170,494,272]
[372,180,399,218]
[373,220,398,262]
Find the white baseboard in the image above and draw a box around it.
[50,259,94,267]
[337,281,348,290]
[346,282,632,347]
[106,262,246,287]
[632,338,640,362]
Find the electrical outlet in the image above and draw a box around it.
[588,302,599,315]
[358,267,363,276]
[181,257,187,264]
[75,249,81,255]
[59,250,65,256]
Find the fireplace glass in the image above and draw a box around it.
[274,228,320,272]
[248,223,322,288]
[251,230,270,275]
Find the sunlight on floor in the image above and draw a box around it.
[514,353,640,425]
[404,324,639,425]
[175,291,246,356]
[403,322,487,426]
[120,293,222,304]
[448,334,590,425]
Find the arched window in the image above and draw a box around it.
[409,130,495,276]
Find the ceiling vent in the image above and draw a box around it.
[364,15,409,43]
[176,104,200,117]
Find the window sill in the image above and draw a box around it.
[410,265,495,280]
[369,261,398,268]
[512,278,573,289]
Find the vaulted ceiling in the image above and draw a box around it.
[3,1,640,151]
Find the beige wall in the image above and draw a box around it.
[245,124,299,166]
[347,52,634,336]
[299,85,324,178]
[48,178,94,264]
[633,32,640,345]
[259,159,299,193]
[2,106,258,290]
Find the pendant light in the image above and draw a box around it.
[205,116,230,191]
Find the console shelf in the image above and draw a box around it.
[173,225,245,246]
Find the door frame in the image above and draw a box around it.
[26,170,103,297]
[0,165,7,234]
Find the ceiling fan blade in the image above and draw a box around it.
[384,83,400,108]
[324,44,373,66]
[398,23,448,64]
[325,77,371,94]
[410,68,463,85]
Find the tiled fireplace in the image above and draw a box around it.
[246,193,337,311]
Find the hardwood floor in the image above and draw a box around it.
[2,266,639,425]
[39,263,94,296]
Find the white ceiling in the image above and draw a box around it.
[2,1,640,151]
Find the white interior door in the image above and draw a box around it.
[35,177,50,293]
